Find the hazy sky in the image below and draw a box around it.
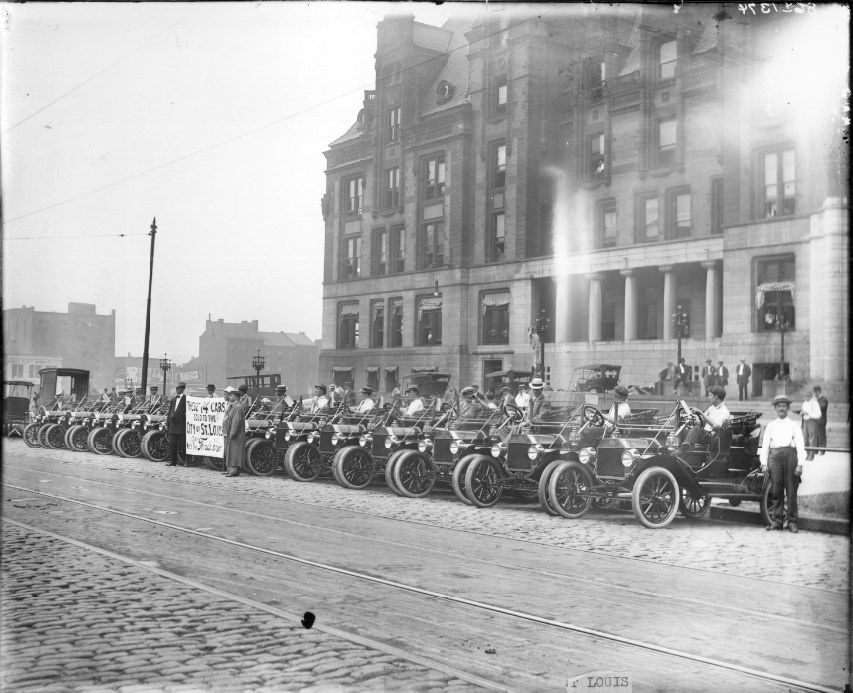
[1,1,466,361]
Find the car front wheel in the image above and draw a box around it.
[394,450,436,499]
[464,456,504,508]
[632,466,680,529]
[680,487,711,519]
[548,461,594,520]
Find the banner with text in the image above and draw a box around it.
[186,396,226,458]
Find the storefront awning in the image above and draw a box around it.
[481,291,510,314]
[755,281,795,309]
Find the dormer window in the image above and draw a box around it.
[436,80,454,104]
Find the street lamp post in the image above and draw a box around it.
[532,309,551,381]
[774,313,790,380]
[159,354,171,395]
[672,304,689,365]
[252,349,265,388]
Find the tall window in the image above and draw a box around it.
[756,255,795,331]
[588,133,605,178]
[418,221,444,269]
[387,106,401,143]
[389,298,403,347]
[370,300,384,348]
[494,75,508,114]
[338,303,359,349]
[602,303,616,341]
[344,176,363,215]
[488,212,505,262]
[711,178,724,235]
[481,291,510,345]
[417,295,442,346]
[761,149,796,217]
[372,229,387,275]
[597,199,617,248]
[657,118,677,167]
[539,204,554,256]
[422,155,446,201]
[587,58,605,99]
[384,167,400,208]
[492,143,507,189]
[659,40,677,80]
[389,226,405,273]
[342,236,361,279]
[666,187,691,238]
[638,194,659,242]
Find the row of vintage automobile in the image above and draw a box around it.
[19,379,776,529]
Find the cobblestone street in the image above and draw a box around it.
[1,523,481,692]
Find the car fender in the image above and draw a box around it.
[633,454,704,497]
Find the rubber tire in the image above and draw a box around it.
[538,459,565,516]
[112,428,128,456]
[632,466,681,529]
[66,425,90,452]
[548,460,594,520]
[679,487,711,519]
[141,430,170,462]
[451,454,478,505]
[384,449,407,496]
[464,455,504,509]
[334,446,376,490]
[38,424,53,448]
[393,450,436,499]
[759,478,787,527]
[284,441,322,482]
[87,427,114,455]
[44,423,66,449]
[117,429,143,458]
[246,439,278,476]
[24,423,42,448]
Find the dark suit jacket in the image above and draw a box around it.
[717,366,729,386]
[168,393,186,434]
[736,364,751,384]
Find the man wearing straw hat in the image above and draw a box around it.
[760,394,806,533]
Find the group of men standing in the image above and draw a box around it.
[661,358,752,401]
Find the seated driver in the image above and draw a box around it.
[579,385,631,446]
[459,386,489,418]
[400,385,426,418]
[685,385,731,446]
[352,386,376,414]
[523,378,551,424]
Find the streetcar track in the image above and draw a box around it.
[6,463,848,632]
[3,517,508,693]
[3,481,839,693]
[8,451,847,597]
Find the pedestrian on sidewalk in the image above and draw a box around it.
[760,394,806,533]
[701,359,715,396]
[716,360,729,388]
[736,359,751,401]
[813,386,829,455]
[797,390,823,460]
[223,388,245,477]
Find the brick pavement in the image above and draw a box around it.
[1,523,483,692]
[6,440,849,592]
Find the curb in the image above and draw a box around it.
[710,505,850,535]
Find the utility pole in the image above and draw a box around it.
[141,218,156,395]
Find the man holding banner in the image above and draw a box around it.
[167,382,187,467]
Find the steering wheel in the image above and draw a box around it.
[503,402,523,424]
[678,405,706,428]
[582,404,606,428]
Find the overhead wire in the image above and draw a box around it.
[3,8,521,227]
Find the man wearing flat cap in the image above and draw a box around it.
[402,385,425,418]
[308,385,329,413]
[167,381,187,466]
[353,386,376,414]
[760,394,806,532]
[459,385,489,419]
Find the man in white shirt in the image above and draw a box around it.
[603,385,632,426]
[401,385,426,418]
[685,386,731,446]
[514,383,530,410]
[797,391,822,461]
[307,385,330,414]
[353,386,376,414]
[760,394,806,533]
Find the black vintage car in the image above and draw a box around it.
[545,400,769,528]
[3,380,33,437]
[568,364,621,393]
[244,394,298,476]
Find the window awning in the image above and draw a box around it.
[366,366,379,374]
[332,366,354,374]
[418,297,442,321]
[391,298,403,316]
[371,302,384,321]
[755,281,795,309]
[482,290,510,314]
[339,303,359,318]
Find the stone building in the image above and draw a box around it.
[3,302,116,391]
[185,317,320,396]
[320,5,848,398]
